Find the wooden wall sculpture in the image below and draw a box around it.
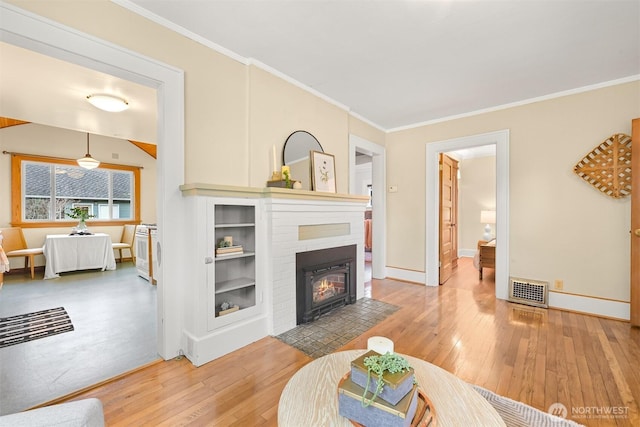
[573,133,632,199]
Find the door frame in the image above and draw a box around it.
[631,118,639,327]
[425,130,510,300]
[349,134,386,279]
[1,3,186,358]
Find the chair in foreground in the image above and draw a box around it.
[112,224,136,264]
[0,227,43,279]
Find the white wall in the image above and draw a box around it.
[458,155,496,254]
[354,161,372,198]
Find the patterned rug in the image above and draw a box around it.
[275,298,399,358]
[472,385,585,427]
[0,307,74,348]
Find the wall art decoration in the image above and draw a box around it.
[573,133,632,199]
[311,150,336,193]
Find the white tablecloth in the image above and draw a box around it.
[43,233,116,279]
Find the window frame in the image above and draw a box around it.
[10,153,141,228]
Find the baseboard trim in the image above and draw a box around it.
[548,291,630,321]
[184,315,269,366]
[386,267,426,285]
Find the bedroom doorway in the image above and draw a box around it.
[426,130,510,300]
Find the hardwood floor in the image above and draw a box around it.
[65,258,639,426]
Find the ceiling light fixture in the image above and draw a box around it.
[86,93,129,112]
[77,133,101,170]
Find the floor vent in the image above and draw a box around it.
[509,277,548,308]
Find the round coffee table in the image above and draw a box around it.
[278,350,505,426]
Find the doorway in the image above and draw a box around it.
[349,135,386,279]
[1,3,185,359]
[425,130,510,300]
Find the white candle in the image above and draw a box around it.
[367,336,394,354]
[272,145,277,172]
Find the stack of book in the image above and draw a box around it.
[215,245,243,257]
[338,351,419,427]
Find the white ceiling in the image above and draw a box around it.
[1,0,638,142]
[124,0,640,130]
[0,42,157,143]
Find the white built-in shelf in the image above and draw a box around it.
[215,223,255,228]
[214,251,255,261]
[215,277,256,294]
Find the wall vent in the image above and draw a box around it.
[509,277,548,308]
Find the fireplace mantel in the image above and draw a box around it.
[180,183,369,204]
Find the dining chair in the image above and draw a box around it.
[113,224,136,264]
[0,227,44,279]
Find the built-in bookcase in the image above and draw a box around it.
[207,200,262,330]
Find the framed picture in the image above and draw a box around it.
[311,150,336,193]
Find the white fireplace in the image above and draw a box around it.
[181,184,368,365]
[265,192,367,335]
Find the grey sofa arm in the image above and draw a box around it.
[0,398,104,427]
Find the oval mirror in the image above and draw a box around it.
[283,131,323,190]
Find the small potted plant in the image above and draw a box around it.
[360,352,413,407]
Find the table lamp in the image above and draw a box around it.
[480,210,496,241]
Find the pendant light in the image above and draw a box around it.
[77,133,100,170]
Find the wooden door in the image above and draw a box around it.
[439,154,457,284]
[632,118,640,327]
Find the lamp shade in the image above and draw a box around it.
[77,155,100,169]
[77,133,100,169]
[480,210,496,224]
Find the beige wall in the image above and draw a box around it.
[349,116,386,147]
[0,123,157,267]
[8,0,250,186]
[6,1,639,304]
[458,155,496,252]
[387,81,640,301]
[248,66,350,191]
[7,0,382,190]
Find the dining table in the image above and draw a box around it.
[43,233,116,279]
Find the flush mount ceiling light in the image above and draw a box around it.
[86,93,129,112]
[77,133,101,170]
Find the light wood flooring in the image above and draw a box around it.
[63,258,639,426]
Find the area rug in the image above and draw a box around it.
[275,298,399,358]
[0,307,74,348]
[472,385,585,427]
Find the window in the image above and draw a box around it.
[11,153,140,227]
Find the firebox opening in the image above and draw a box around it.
[296,245,357,324]
[313,271,346,305]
